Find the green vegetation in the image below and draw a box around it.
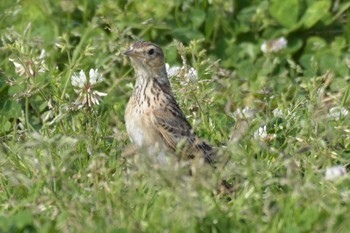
[1,0,350,232]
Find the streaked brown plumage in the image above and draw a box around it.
[124,41,215,164]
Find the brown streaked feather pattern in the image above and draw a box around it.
[124,41,215,164]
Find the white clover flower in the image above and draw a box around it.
[234,107,255,119]
[261,37,287,54]
[71,69,107,109]
[71,70,86,89]
[325,165,347,181]
[254,125,267,139]
[39,49,46,60]
[89,68,103,84]
[9,49,47,78]
[328,107,348,120]
[273,108,284,117]
[9,58,27,77]
[165,63,181,78]
[37,50,48,74]
[165,63,197,80]
[185,67,197,81]
[254,125,276,141]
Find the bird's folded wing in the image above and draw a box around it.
[152,104,193,151]
[151,97,216,164]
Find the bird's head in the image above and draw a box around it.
[124,41,166,77]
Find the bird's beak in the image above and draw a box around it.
[124,49,137,57]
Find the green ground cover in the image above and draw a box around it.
[1,0,350,232]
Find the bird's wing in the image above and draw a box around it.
[152,100,192,150]
[151,98,215,164]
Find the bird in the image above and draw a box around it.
[124,41,215,165]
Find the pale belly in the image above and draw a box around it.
[125,112,148,147]
[125,102,162,148]
[125,106,170,163]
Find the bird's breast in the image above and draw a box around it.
[125,97,162,148]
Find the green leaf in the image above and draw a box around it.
[318,52,337,74]
[10,210,35,230]
[0,99,22,119]
[285,38,303,54]
[269,0,300,28]
[204,8,217,39]
[303,36,327,53]
[330,36,347,56]
[171,27,203,43]
[301,0,331,28]
[0,119,11,133]
[0,221,7,233]
[190,8,206,29]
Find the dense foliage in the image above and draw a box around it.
[1,0,350,232]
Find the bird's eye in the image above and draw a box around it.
[148,48,155,55]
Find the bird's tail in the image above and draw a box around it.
[192,137,217,166]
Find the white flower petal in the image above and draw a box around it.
[185,67,197,80]
[328,107,348,120]
[273,108,284,117]
[234,107,255,119]
[28,66,34,76]
[72,70,87,88]
[165,63,170,71]
[9,58,22,69]
[71,73,80,87]
[89,68,103,85]
[261,37,288,54]
[325,165,347,181]
[39,49,46,59]
[81,94,87,106]
[254,125,276,141]
[87,96,92,107]
[9,58,27,77]
[261,43,267,54]
[94,90,107,97]
[91,95,99,105]
[79,70,87,87]
[89,68,98,84]
[242,107,255,118]
[166,63,181,78]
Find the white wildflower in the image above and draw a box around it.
[254,125,267,139]
[325,165,347,181]
[71,69,107,109]
[9,58,27,77]
[273,108,284,117]
[261,37,287,54]
[9,49,47,77]
[89,68,103,84]
[39,49,46,59]
[71,70,86,89]
[185,67,197,81]
[165,63,181,78]
[165,63,198,80]
[328,107,348,120]
[234,107,255,119]
[55,42,64,49]
[254,125,276,141]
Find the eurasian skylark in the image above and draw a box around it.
[124,41,215,164]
